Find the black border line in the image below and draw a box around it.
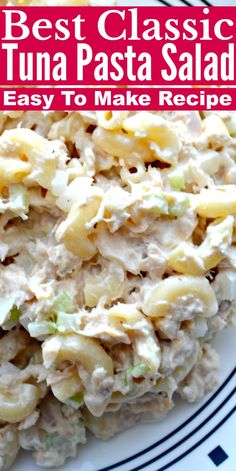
[178,0,194,6]
[99,368,235,471]
[154,0,212,6]
[200,0,212,6]
[155,0,172,5]
[125,386,236,471]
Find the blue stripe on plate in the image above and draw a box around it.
[129,390,236,471]
[100,368,236,471]
[154,407,236,471]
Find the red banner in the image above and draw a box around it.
[0,6,235,86]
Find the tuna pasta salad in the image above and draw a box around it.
[0,107,235,468]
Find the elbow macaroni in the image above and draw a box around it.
[168,216,234,275]
[42,333,113,377]
[56,188,103,260]
[108,304,142,325]
[92,127,154,164]
[0,158,31,187]
[50,368,83,404]
[143,276,218,319]
[123,112,180,165]
[43,333,114,416]
[0,129,59,190]
[193,187,236,218]
[0,384,41,423]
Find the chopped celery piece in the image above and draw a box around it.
[52,291,73,314]
[65,393,84,409]
[142,193,168,217]
[8,305,21,323]
[28,321,57,338]
[120,371,129,387]
[70,393,83,405]
[128,362,149,378]
[168,172,185,191]
[48,323,58,334]
[57,312,78,333]
[70,393,84,403]
[168,194,190,217]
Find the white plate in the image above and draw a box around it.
[13,325,236,471]
[10,1,236,470]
